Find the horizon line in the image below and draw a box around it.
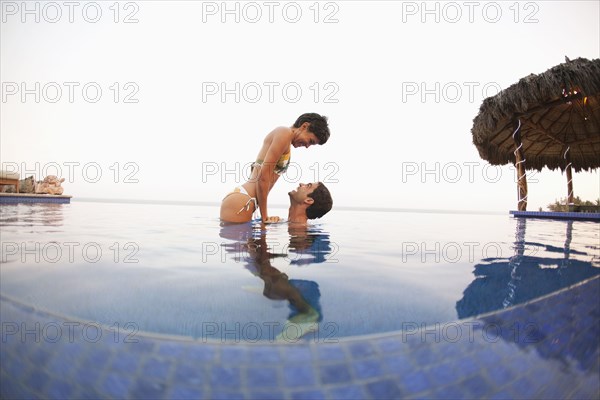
[71,197,506,216]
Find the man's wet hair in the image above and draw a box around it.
[293,113,330,145]
[306,183,333,219]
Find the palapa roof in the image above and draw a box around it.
[472,57,600,172]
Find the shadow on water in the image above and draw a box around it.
[457,218,600,371]
[457,218,600,319]
[219,222,333,341]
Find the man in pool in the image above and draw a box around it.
[221,182,333,224]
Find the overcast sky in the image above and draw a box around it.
[1,0,599,212]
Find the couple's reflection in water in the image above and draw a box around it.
[219,221,332,341]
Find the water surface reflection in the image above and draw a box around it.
[457,218,600,319]
[220,222,333,341]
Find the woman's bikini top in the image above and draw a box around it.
[252,151,291,175]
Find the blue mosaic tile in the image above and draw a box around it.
[505,356,536,376]
[383,355,414,375]
[488,389,516,400]
[452,355,479,378]
[315,344,346,362]
[102,372,133,398]
[125,338,156,354]
[59,341,87,359]
[536,381,572,399]
[0,195,70,204]
[570,377,600,399]
[290,389,326,400]
[77,387,108,400]
[248,390,286,400]
[409,344,440,366]
[45,351,78,378]
[485,362,515,385]
[81,345,112,367]
[245,367,280,388]
[577,323,600,343]
[376,337,404,354]
[327,384,366,400]
[347,341,377,359]
[462,374,495,398]
[282,345,313,362]
[24,369,51,393]
[1,275,598,400]
[352,358,383,379]
[0,377,37,400]
[531,366,561,389]
[187,344,217,362]
[248,346,282,363]
[473,345,504,367]
[436,341,466,359]
[2,353,30,378]
[173,362,206,386]
[432,383,471,400]
[46,379,76,400]
[168,385,205,400]
[399,370,431,394]
[210,366,242,387]
[525,303,542,313]
[426,363,462,387]
[518,324,547,344]
[157,342,188,358]
[109,351,140,373]
[283,365,317,387]
[399,330,427,348]
[123,339,155,354]
[571,346,600,370]
[220,346,249,364]
[142,357,173,380]
[130,379,169,399]
[210,389,246,400]
[27,347,52,369]
[366,379,403,399]
[76,387,107,400]
[510,376,539,398]
[36,334,68,354]
[0,324,22,346]
[97,331,127,351]
[318,363,352,385]
[582,318,600,337]
[546,330,574,351]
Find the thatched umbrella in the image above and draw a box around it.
[472,57,600,211]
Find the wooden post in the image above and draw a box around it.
[503,217,526,308]
[512,119,528,211]
[562,220,573,269]
[564,147,574,208]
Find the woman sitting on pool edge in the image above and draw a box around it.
[220,113,330,224]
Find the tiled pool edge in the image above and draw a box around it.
[0,194,72,204]
[1,276,599,399]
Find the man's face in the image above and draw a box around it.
[289,182,319,203]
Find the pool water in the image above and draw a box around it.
[1,201,598,342]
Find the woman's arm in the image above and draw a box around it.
[255,128,290,223]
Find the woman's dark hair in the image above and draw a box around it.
[293,113,330,145]
[306,183,333,219]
